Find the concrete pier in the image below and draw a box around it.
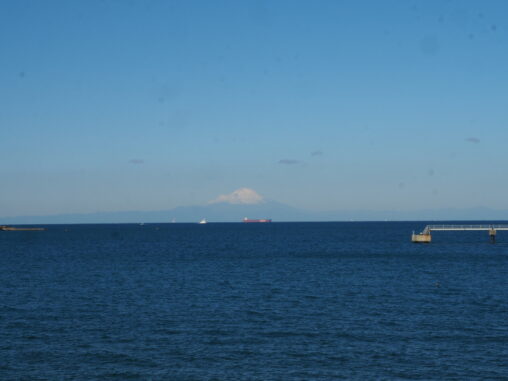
[412,224,508,243]
[489,228,496,243]
[411,232,431,243]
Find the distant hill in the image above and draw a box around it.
[1,203,508,224]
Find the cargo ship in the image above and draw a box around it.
[243,218,272,223]
[0,225,45,231]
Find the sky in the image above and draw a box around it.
[1,0,508,217]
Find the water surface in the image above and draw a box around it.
[1,222,508,379]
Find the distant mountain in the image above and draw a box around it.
[0,201,307,224]
[1,203,508,225]
[314,206,508,222]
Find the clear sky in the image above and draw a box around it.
[1,0,508,217]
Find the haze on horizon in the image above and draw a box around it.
[1,0,508,219]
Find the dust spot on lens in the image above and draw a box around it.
[419,35,439,56]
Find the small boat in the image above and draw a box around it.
[198,218,207,224]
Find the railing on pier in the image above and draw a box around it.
[422,224,508,235]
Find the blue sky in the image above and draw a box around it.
[1,0,508,217]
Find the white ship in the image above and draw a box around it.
[198,218,207,224]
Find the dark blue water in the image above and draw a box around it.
[1,222,508,380]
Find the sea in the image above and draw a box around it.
[1,222,508,380]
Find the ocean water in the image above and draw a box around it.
[1,222,508,380]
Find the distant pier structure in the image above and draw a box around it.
[411,224,508,243]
